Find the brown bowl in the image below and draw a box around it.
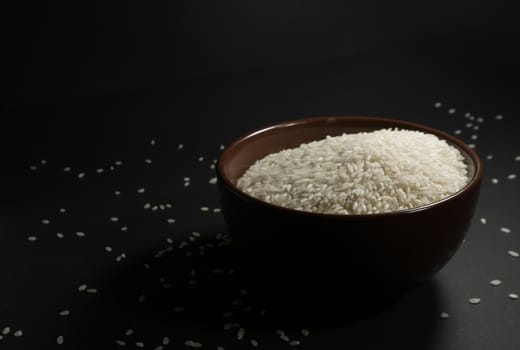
[217,116,482,307]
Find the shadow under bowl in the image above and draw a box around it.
[217,116,482,307]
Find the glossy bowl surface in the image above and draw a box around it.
[217,116,482,306]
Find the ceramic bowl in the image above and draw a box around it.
[217,116,482,306]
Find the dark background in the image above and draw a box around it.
[4,0,519,107]
[2,1,520,350]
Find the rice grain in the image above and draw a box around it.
[237,129,468,215]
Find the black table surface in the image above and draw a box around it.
[2,37,520,349]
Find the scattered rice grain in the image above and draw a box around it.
[236,328,245,340]
[184,340,202,348]
[508,250,519,257]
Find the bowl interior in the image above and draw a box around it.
[219,116,478,192]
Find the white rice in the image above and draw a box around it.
[237,129,468,215]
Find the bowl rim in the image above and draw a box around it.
[217,116,483,219]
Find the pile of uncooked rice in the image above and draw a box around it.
[236,129,468,214]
